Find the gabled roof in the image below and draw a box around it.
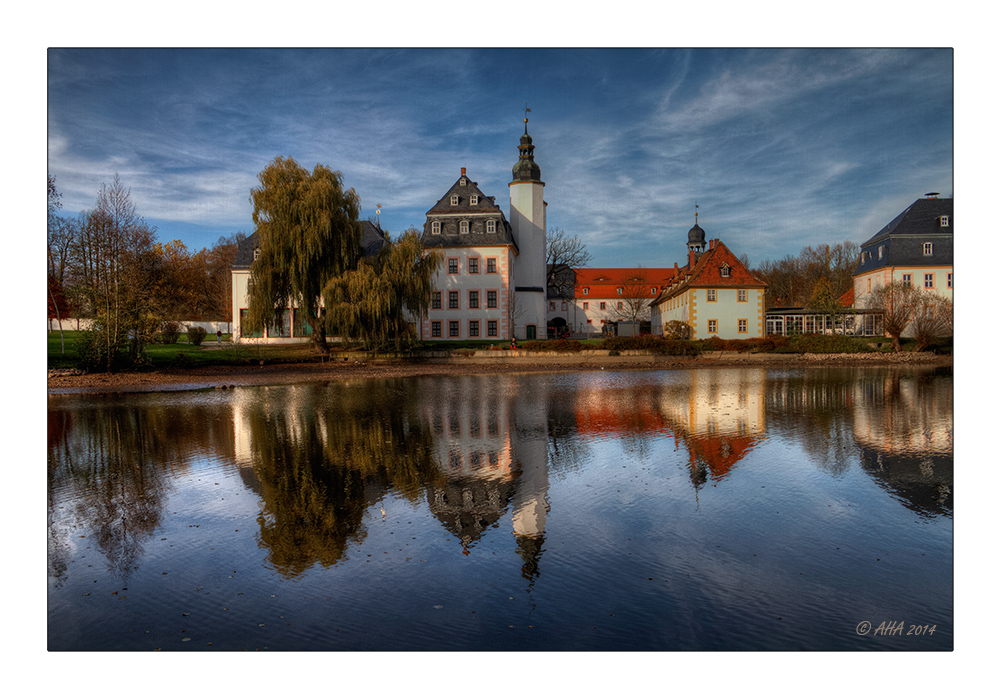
[574,268,679,299]
[652,240,767,306]
[855,197,953,275]
[421,171,516,250]
[232,220,387,270]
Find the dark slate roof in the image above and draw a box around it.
[232,220,388,270]
[855,197,953,275]
[420,172,517,251]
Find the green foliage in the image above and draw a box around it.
[323,230,442,351]
[247,157,363,353]
[187,326,208,346]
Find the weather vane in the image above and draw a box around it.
[695,201,699,223]
[376,203,381,227]
[524,103,531,132]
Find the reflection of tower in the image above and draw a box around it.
[510,378,551,582]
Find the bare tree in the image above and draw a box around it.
[546,228,592,298]
[866,280,919,352]
[614,268,651,334]
[912,293,953,351]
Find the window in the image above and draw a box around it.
[487,320,498,337]
[239,309,263,338]
[486,220,496,233]
[450,195,459,205]
[470,195,479,205]
[923,242,933,256]
[707,289,717,302]
[738,319,748,333]
[468,257,479,274]
[587,319,593,324]
[431,291,442,309]
[721,265,731,277]
[651,287,657,294]
[878,245,884,259]
[867,278,871,293]
[562,302,568,311]
[924,273,934,289]
[459,220,469,234]
[617,288,623,295]
[940,216,949,227]
[708,319,718,334]
[448,291,459,309]
[487,290,497,308]
[253,247,260,260]
[600,302,607,310]
[268,310,291,337]
[431,321,442,338]
[583,288,589,295]
[431,221,441,234]
[469,320,480,338]
[738,289,748,302]
[448,258,459,274]
[902,273,912,287]
[293,309,312,337]
[460,177,466,186]
[486,258,497,274]
[448,321,460,338]
[469,291,479,309]
[583,302,589,310]
[947,272,953,288]
[617,301,623,310]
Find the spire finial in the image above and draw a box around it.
[695,201,699,223]
[524,103,531,133]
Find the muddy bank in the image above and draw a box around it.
[47,351,952,395]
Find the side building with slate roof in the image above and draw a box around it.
[853,194,953,309]
[230,220,387,342]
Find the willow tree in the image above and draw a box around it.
[246,157,362,354]
[323,229,441,351]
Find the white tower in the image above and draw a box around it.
[509,111,547,340]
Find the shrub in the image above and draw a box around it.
[187,326,208,346]
[160,321,183,345]
[520,339,585,353]
[603,335,699,356]
[664,320,692,340]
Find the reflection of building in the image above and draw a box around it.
[419,376,550,575]
[852,370,953,516]
[658,369,767,483]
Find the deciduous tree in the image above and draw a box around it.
[866,280,918,352]
[546,228,592,298]
[246,157,362,354]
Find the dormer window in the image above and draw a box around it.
[459,220,469,234]
[940,216,949,227]
[470,195,479,205]
[253,247,260,260]
[486,220,496,233]
[460,178,467,186]
[617,288,623,295]
[721,264,730,277]
[431,221,441,235]
[878,245,884,259]
[923,242,933,256]
[450,195,459,205]
[583,288,589,295]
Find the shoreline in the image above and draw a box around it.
[47,351,953,395]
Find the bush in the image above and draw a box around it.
[603,335,700,356]
[159,321,183,345]
[664,320,692,340]
[520,339,585,353]
[187,326,208,346]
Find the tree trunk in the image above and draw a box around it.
[310,309,330,355]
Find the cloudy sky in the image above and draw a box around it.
[47,47,952,268]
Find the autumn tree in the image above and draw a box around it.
[912,293,953,352]
[807,276,841,331]
[246,157,362,354]
[323,229,441,351]
[546,228,592,298]
[71,174,160,371]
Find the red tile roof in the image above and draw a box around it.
[574,268,680,298]
[652,240,767,306]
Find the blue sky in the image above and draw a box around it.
[47,47,952,268]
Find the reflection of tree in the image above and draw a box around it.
[242,382,444,577]
[46,397,230,581]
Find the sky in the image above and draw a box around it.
[46,47,953,268]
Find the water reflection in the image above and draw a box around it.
[48,366,953,592]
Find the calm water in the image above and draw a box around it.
[47,366,953,651]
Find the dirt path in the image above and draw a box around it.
[47,352,952,395]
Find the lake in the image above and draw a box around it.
[47,365,952,651]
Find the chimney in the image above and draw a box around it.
[461,167,466,176]
[688,249,696,268]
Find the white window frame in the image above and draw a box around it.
[738,289,748,302]
[486,219,496,233]
[721,265,731,277]
[431,221,441,234]
[459,220,469,234]
[450,195,459,205]
[470,195,479,205]
[923,242,933,256]
[940,216,949,227]
[707,289,717,302]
